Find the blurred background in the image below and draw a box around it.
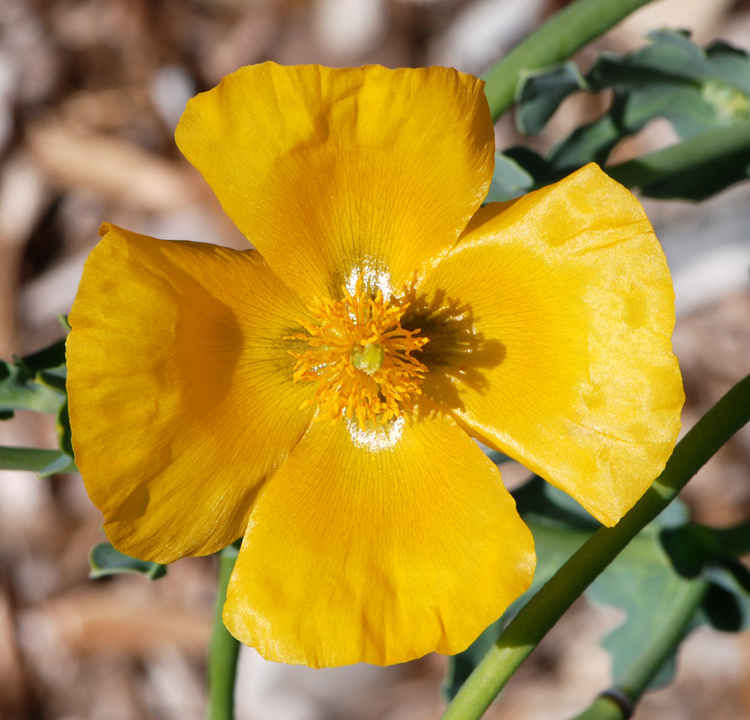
[1,0,750,718]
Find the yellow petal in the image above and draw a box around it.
[67,224,316,563]
[223,414,535,667]
[175,63,494,301]
[414,164,684,527]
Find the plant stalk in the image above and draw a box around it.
[569,698,626,720]
[0,446,65,472]
[570,579,709,720]
[482,0,658,121]
[208,543,241,720]
[606,120,750,189]
[442,373,750,720]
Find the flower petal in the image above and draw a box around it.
[175,63,494,301]
[414,164,684,527]
[223,414,535,667]
[67,224,316,563]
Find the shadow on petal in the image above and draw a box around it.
[402,289,506,413]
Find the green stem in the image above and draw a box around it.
[0,446,65,472]
[482,0,657,121]
[571,579,709,720]
[570,698,625,720]
[442,373,750,720]
[606,120,750,189]
[208,543,241,720]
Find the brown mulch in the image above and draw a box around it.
[2,1,750,719]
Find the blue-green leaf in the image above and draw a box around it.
[549,110,624,176]
[587,518,697,690]
[0,357,65,415]
[586,30,750,141]
[444,480,697,700]
[485,152,535,203]
[89,543,167,581]
[699,564,750,633]
[0,338,68,417]
[443,478,595,700]
[504,29,750,201]
[516,62,588,135]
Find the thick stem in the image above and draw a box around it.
[442,373,750,720]
[208,543,241,720]
[573,696,628,720]
[606,121,750,189]
[0,446,64,472]
[482,0,658,121]
[570,579,709,720]
[571,698,627,720]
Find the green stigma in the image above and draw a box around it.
[351,342,386,375]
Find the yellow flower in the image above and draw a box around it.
[67,63,684,668]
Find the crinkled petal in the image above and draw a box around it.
[67,224,316,562]
[223,414,535,667]
[175,63,494,301]
[414,164,684,526]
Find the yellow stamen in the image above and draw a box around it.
[288,277,428,428]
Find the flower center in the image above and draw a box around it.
[289,279,429,428]
[351,342,386,375]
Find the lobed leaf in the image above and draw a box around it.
[89,542,168,581]
[485,152,535,203]
[509,30,750,200]
[444,472,750,700]
[0,356,66,417]
[516,63,588,135]
[0,337,68,418]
